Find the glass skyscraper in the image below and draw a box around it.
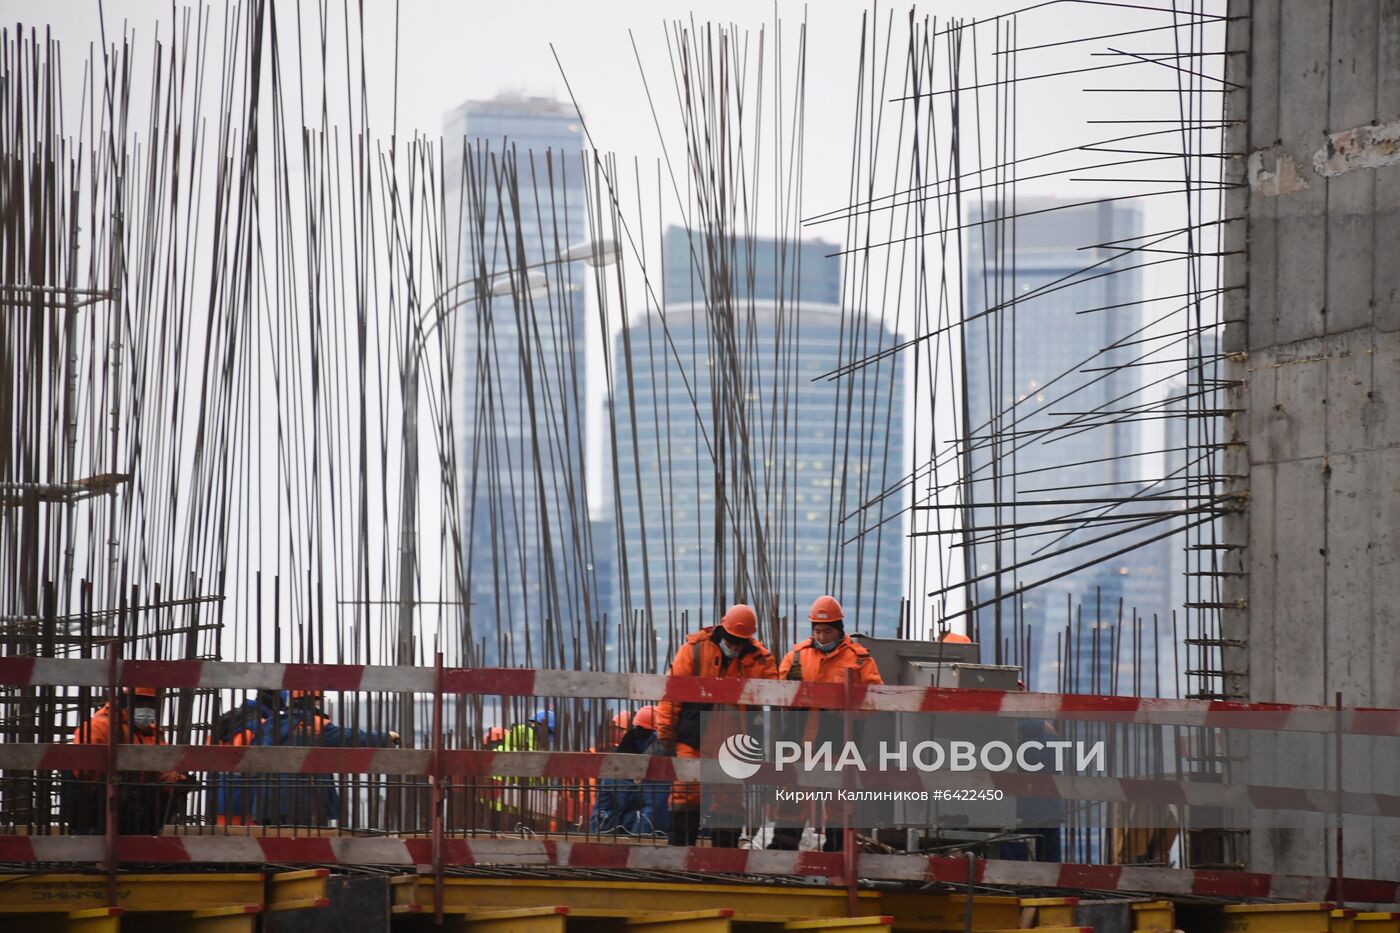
[610,227,906,653]
[962,198,1173,690]
[661,228,843,307]
[444,94,593,666]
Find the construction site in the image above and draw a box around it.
[2,0,1399,930]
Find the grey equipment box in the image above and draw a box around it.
[850,634,981,686]
[895,662,1022,833]
[905,660,1021,692]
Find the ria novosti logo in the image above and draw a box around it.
[717,733,765,779]
[716,734,1105,777]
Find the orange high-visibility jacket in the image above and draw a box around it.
[777,636,884,749]
[778,636,884,686]
[70,704,184,783]
[657,627,778,746]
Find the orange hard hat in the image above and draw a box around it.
[808,595,843,624]
[611,710,632,731]
[633,705,657,731]
[289,689,323,703]
[720,604,758,640]
[485,726,506,744]
[939,631,972,644]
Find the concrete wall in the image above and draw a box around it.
[1224,0,1400,881]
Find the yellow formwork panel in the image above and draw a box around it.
[20,906,124,933]
[1355,913,1400,933]
[268,868,331,911]
[626,908,739,933]
[1331,910,1359,933]
[0,874,265,914]
[389,876,880,921]
[69,906,123,933]
[447,905,571,933]
[430,905,740,933]
[877,891,1022,931]
[1222,901,1335,933]
[1020,897,1080,927]
[782,919,893,930]
[1132,900,1175,933]
[167,905,263,933]
[558,906,739,933]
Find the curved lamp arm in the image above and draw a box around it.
[410,238,618,364]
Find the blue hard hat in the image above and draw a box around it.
[531,709,555,734]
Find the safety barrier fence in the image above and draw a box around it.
[1,657,1396,735]
[1,836,1397,905]
[0,743,1394,819]
[4,656,1395,906]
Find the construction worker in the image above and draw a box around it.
[254,689,400,826]
[475,727,507,810]
[559,711,628,831]
[488,710,555,829]
[590,706,669,837]
[768,595,883,851]
[940,630,972,644]
[209,689,285,826]
[657,603,777,848]
[499,710,553,753]
[65,687,192,835]
[606,709,634,748]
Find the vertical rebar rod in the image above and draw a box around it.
[1334,690,1344,908]
[432,649,445,924]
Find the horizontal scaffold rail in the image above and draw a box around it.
[2,657,1398,736]
[0,837,1396,905]
[3,743,1395,820]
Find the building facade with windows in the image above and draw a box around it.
[444,94,595,665]
[962,198,1175,689]
[610,228,906,650]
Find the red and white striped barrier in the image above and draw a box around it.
[3,657,1399,735]
[7,743,1395,820]
[0,836,1394,904]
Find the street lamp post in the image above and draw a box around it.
[395,239,617,746]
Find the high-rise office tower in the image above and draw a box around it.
[610,227,906,651]
[444,94,593,665]
[962,199,1173,690]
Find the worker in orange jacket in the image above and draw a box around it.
[558,710,635,831]
[657,604,777,847]
[65,687,192,835]
[769,595,883,851]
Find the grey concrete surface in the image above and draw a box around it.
[1224,0,1400,882]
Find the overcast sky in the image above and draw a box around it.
[5,0,1226,642]
[7,0,1210,232]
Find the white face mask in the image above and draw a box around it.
[131,707,157,731]
[718,639,740,659]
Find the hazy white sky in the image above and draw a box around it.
[5,0,1226,645]
[8,0,1202,233]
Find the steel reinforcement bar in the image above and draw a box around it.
[2,658,1397,735]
